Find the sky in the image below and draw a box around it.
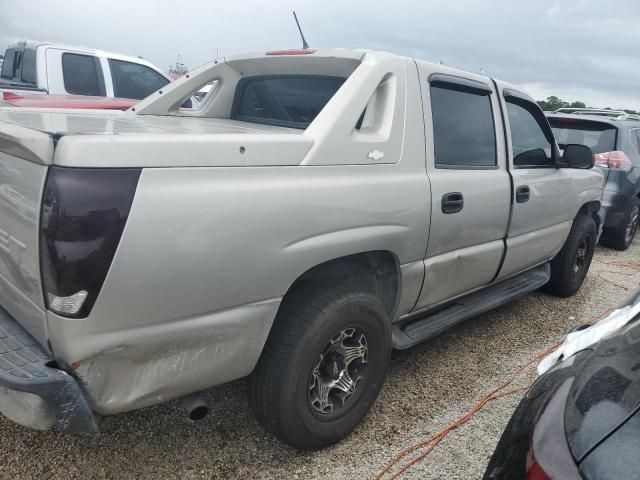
[2,0,640,110]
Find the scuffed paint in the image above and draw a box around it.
[65,299,281,415]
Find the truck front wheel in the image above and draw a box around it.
[544,215,597,297]
[248,286,391,450]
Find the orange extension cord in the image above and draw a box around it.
[373,342,560,480]
[599,260,640,291]
[374,258,640,479]
[375,304,637,478]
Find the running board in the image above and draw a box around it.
[392,264,550,350]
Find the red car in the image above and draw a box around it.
[0,92,136,110]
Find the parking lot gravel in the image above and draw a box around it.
[2,240,639,480]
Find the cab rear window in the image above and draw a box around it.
[231,75,346,129]
[0,49,15,79]
[549,118,617,155]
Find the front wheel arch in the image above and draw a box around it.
[544,214,597,297]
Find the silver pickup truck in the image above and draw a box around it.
[0,48,604,449]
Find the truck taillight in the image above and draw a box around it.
[40,167,141,318]
[593,151,633,171]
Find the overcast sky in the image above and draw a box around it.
[2,0,640,109]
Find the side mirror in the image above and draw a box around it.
[562,144,594,169]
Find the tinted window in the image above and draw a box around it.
[430,86,497,167]
[21,48,36,85]
[110,59,169,100]
[232,75,346,129]
[506,100,553,167]
[62,53,101,96]
[549,119,617,155]
[1,48,22,81]
[1,49,15,79]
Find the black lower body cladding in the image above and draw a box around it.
[40,166,141,318]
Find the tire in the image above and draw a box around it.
[602,198,640,251]
[248,286,391,450]
[544,215,597,297]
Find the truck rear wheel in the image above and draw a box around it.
[544,215,597,297]
[602,198,639,251]
[248,286,391,450]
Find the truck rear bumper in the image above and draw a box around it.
[0,306,96,433]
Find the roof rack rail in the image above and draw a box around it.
[553,107,640,121]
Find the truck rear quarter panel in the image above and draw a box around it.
[47,164,429,412]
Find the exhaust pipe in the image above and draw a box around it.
[180,393,210,421]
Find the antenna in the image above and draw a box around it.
[292,11,310,49]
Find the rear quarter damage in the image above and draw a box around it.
[47,161,428,414]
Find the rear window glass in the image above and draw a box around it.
[62,53,102,96]
[21,49,36,85]
[109,59,169,100]
[549,119,617,155]
[231,75,346,129]
[1,49,15,79]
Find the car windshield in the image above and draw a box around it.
[549,118,617,154]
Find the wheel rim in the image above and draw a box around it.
[308,327,368,416]
[573,234,592,278]
[625,206,639,245]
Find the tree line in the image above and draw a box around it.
[537,96,638,115]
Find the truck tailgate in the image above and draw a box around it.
[0,120,53,346]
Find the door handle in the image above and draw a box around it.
[516,185,530,203]
[441,192,464,214]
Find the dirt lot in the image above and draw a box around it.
[2,240,639,480]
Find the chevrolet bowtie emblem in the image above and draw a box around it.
[367,150,384,161]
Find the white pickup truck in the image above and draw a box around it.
[0,41,172,100]
[0,48,604,449]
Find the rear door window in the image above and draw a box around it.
[549,119,617,155]
[505,98,554,167]
[430,84,497,168]
[62,53,103,96]
[21,48,37,85]
[109,59,169,100]
[231,75,346,129]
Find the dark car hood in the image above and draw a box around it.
[564,316,640,461]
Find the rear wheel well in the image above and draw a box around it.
[279,251,400,319]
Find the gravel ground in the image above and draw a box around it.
[2,240,639,480]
